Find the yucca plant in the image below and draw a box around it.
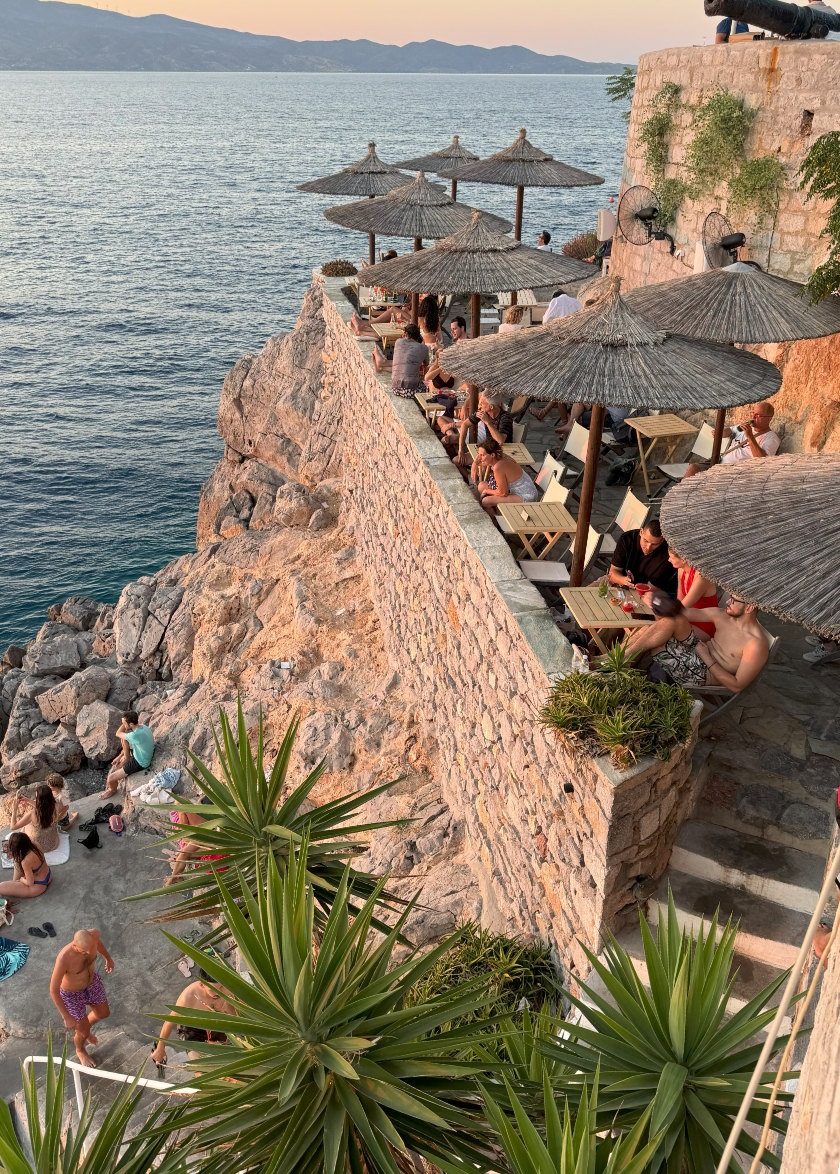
[541,893,797,1173]
[130,704,405,940]
[482,1070,661,1174]
[0,1041,188,1174]
[149,841,504,1174]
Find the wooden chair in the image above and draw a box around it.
[517,525,603,589]
[511,421,526,444]
[557,422,591,496]
[685,628,778,726]
[654,421,715,493]
[597,488,650,564]
[534,452,567,493]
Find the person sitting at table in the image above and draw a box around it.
[350,296,410,338]
[384,323,429,398]
[609,519,677,595]
[616,590,709,686]
[669,551,719,637]
[418,295,442,350]
[446,390,513,467]
[661,591,770,692]
[472,438,539,514]
[684,402,780,477]
[498,305,527,333]
[359,249,398,268]
[424,316,467,392]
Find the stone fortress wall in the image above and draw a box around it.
[611,39,840,452]
[310,277,700,975]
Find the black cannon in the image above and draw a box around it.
[705,0,840,37]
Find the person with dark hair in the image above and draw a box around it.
[617,590,709,685]
[715,16,749,41]
[679,592,770,692]
[449,390,514,467]
[8,784,61,853]
[542,287,582,324]
[669,551,719,637]
[150,966,236,1067]
[0,831,52,900]
[360,248,398,267]
[100,710,155,798]
[537,231,552,250]
[471,437,539,514]
[609,521,677,594]
[418,295,441,350]
[50,929,114,1069]
[378,322,429,397]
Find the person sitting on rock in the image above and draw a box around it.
[46,772,78,830]
[8,784,62,854]
[150,960,236,1068]
[100,711,154,799]
[0,831,53,900]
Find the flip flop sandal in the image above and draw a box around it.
[28,926,48,938]
[42,922,57,938]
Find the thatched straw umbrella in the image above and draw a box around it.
[297,143,409,265]
[444,278,783,585]
[452,128,604,243]
[394,135,481,201]
[660,453,840,640]
[326,174,512,321]
[358,210,596,337]
[624,262,840,462]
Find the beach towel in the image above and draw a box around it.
[0,937,30,981]
[1,829,72,870]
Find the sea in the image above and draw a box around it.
[0,71,627,649]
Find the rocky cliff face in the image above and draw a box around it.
[0,282,479,943]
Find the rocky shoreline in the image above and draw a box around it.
[0,283,483,944]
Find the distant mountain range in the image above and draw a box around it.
[2,0,628,73]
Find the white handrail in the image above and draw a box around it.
[21,1054,196,1153]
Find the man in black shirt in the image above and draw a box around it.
[609,519,677,595]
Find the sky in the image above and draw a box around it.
[72,0,717,63]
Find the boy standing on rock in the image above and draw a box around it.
[49,928,114,1068]
[100,711,154,798]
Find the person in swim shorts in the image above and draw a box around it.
[49,928,114,1068]
[100,711,155,798]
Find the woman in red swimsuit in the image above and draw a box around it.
[668,552,719,637]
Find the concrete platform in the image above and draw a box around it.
[0,790,200,1101]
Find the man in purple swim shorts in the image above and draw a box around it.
[49,928,114,1067]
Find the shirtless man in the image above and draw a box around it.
[49,929,114,1068]
[683,592,769,691]
[150,965,236,1067]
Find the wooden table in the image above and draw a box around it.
[358,292,404,318]
[626,414,698,497]
[497,500,576,560]
[372,322,405,349]
[415,392,450,424]
[559,585,655,654]
[467,441,535,466]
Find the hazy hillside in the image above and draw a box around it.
[2,0,627,72]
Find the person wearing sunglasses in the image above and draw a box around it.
[677,591,770,692]
[685,401,780,477]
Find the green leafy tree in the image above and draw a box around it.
[799,130,840,303]
[0,1042,188,1174]
[151,843,504,1174]
[606,67,636,122]
[540,893,797,1173]
[685,90,754,200]
[130,704,404,941]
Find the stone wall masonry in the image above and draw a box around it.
[314,275,700,974]
[612,40,840,453]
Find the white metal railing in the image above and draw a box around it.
[21,1055,196,1154]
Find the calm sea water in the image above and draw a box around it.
[0,72,626,648]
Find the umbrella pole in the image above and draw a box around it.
[711,408,726,465]
[368,231,376,267]
[570,405,604,588]
[451,178,458,201]
[411,237,423,324]
[514,185,524,241]
[470,292,481,338]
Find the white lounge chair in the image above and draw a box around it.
[597,488,651,563]
[517,524,603,588]
[654,421,715,491]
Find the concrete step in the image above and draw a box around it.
[650,869,812,971]
[671,819,825,914]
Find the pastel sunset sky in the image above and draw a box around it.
[76,0,716,62]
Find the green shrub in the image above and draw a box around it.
[799,130,840,303]
[540,659,694,769]
[606,66,636,122]
[561,231,598,260]
[728,154,787,224]
[685,89,755,199]
[321,259,358,276]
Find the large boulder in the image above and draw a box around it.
[0,729,84,788]
[36,665,112,726]
[106,668,141,711]
[113,581,154,664]
[1,677,62,758]
[57,596,102,631]
[22,635,81,679]
[75,701,124,761]
[274,483,320,529]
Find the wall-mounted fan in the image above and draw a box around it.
[617,185,659,245]
[702,212,747,269]
[617,185,676,253]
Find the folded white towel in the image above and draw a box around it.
[1,828,72,869]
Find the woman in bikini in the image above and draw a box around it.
[8,785,61,854]
[0,831,53,899]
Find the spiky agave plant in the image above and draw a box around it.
[130,702,406,940]
[541,892,797,1173]
[0,1040,189,1174]
[148,841,504,1174]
